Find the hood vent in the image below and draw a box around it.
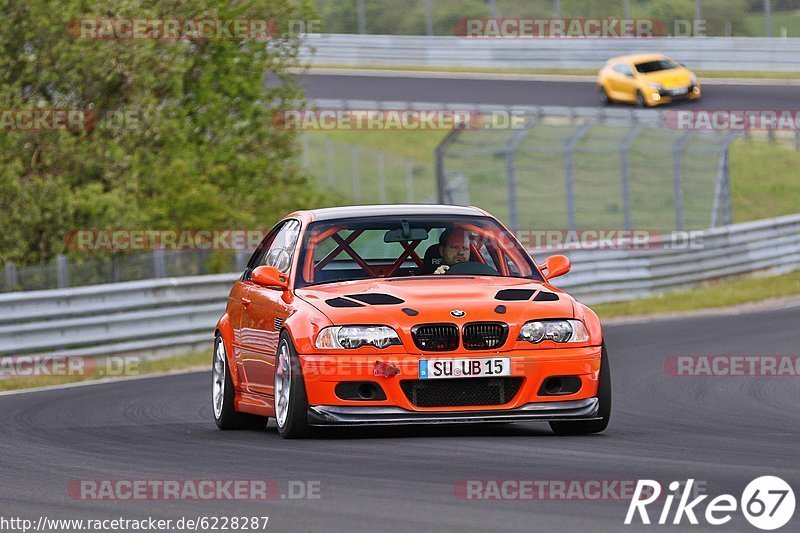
[325,297,364,308]
[495,289,535,301]
[494,289,560,302]
[534,291,559,301]
[347,293,404,305]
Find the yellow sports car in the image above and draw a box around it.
[597,54,701,107]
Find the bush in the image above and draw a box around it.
[0,0,324,266]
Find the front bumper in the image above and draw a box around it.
[307,397,599,426]
[649,84,702,105]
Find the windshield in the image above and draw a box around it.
[634,59,679,73]
[295,215,542,287]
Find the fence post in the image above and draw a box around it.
[424,0,433,35]
[357,0,366,34]
[435,124,466,204]
[620,123,643,231]
[326,138,335,186]
[111,253,120,283]
[235,249,249,271]
[405,159,414,203]
[504,119,536,231]
[56,254,68,288]
[564,123,591,231]
[4,262,17,291]
[153,248,166,278]
[301,134,310,168]
[795,130,799,151]
[672,131,693,231]
[377,152,386,203]
[351,145,361,202]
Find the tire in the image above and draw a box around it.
[635,90,647,108]
[213,335,268,430]
[274,332,312,439]
[599,85,610,106]
[549,343,612,436]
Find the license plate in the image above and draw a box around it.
[419,357,511,379]
[670,87,688,96]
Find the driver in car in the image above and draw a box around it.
[434,228,470,274]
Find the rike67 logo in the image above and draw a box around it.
[625,477,795,530]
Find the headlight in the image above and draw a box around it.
[518,320,589,344]
[649,82,663,92]
[315,325,402,349]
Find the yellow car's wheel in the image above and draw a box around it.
[635,90,647,108]
[599,85,610,106]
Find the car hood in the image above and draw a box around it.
[295,276,575,328]
[640,67,693,88]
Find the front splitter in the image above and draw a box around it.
[307,397,599,426]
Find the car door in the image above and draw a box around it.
[239,219,301,397]
[613,63,638,103]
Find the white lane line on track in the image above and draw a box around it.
[298,67,800,86]
[0,367,205,397]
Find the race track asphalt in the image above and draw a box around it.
[301,72,800,109]
[2,303,798,532]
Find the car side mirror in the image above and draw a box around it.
[543,254,571,279]
[251,265,289,290]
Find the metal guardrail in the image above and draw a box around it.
[302,34,800,72]
[2,214,799,357]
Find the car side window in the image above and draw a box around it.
[245,219,301,279]
[613,64,633,77]
[259,219,301,273]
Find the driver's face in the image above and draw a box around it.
[440,231,469,266]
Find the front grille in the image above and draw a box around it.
[462,322,508,350]
[411,323,459,352]
[401,377,523,407]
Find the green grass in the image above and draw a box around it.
[746,11,800,38]
[594,269,800,318]
[311,64,800,80]
[307,131,800,226]
[731,140,800,222]
[0,350,209,392]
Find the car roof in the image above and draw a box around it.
[302,204,487,221]
[608,53,670,65]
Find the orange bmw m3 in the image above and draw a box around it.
[212,205,611,438]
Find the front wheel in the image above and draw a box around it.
[274,332,312,439]
[599,85,610,105]
[213,335,268,430]
[549,343,612,435]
